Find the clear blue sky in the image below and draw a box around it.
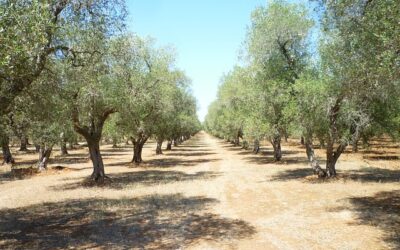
[126,0,266,122]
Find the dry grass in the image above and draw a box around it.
[0,132,399,249]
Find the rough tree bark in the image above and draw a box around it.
[166,140,172,150]
[19,135,28,151]
[271,134,282,161]
[1,136,15,164]
[132,134,148,164]
[37,144,53,171]
[60,133,68,156]
[156,138,163,155]
[61,141,68,155]
[72,101,116,182]
[87,138,106,180]
[304,135,326,178]
[325,97,347,177]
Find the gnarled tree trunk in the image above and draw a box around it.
[37,145,53,171]
[132,142,141,163]
[325,97,346,177]
[156,139,163,155]
[271,134,282,161]
[19,135,28,151]
[305,136,326,178]
[60,133,68,156]
[166,140,172,150]
[1,136,15,164]
[132,136,148,164]
[61,142,68,155]
[72,102,116,182]
[87,138,105,181]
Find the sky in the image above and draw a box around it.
[126,0,266,122]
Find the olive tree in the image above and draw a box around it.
[245,0,313,160]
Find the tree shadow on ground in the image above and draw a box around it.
[11,149,37,155]
[270,168,312,181]
[344,167,400,182]
[169,148,213,152]
[332,190,400,249]
[0,194,256,249]
[103,154,220,168]
[242,154,310,166]
[270,167,400,183]
[51,154,89,165]
[52,170,222,190]
[363,155,399,160]
[100,147,132,152]
[165,152,217,157]
[177,145,209,148]
[142,158,220,168]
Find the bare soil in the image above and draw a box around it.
[0,131,399,249]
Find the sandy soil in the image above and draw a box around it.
[0,131,399,249]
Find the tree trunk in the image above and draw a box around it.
[34,144,40,152]
[60,141,68,155]
[271,134,282,161]
[300,136,305,145]
[37,145,53,171]
[325,141,347,177]
[166,140,172,150]
[132,137,147,164]
[138,139,146,161]
[156,139,163,155]
[132,141,140,163]
[19,135,28,151]
[87,139,106,181]
[325,149,337,177]
[173,139,178,147]
[253,139,260,154]
[1,137,15,164]
[325,97,345,177]
[305,137,326,178]
[60,132,68,155]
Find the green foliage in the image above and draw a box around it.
[206,0,400,171]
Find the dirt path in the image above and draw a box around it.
[0,131,399,249]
